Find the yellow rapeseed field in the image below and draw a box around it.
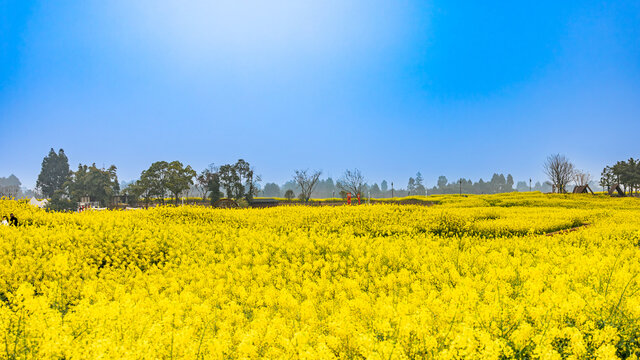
[1,192,639,359]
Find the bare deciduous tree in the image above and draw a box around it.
[293,169,322,202]
[337,169,365,196]
[544,154,575,193]
[574,170,591,187]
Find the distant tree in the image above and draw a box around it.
[208,172,222,205]
[122,181,145,207]
[262,183,281,197]
[414,172,426,195]
[36,148,71,198]
[543,154,575,193]
[218,163,240,199]
[133,175,155,207]
[380,180,388,192]
[0,175,22,198]
[65,163,119,207]
[490,174,507,193]
[516,181,528,192]
[370,183,381,197]
[437,176,448,189]
[235,159,261,202]
[284,189,295,201]
[574,170,591,187]
[506,174,515,191]
[476,178,487,194]
[337,169,365,196]
[605,158,640,195]
[165,161,196,205]
[218,159,260,201]
[407,177,416,195]
[140,161,170,203]
[320,177,336,198]
[293,169,322,202]
[600,166,615,192]
[195,166,214,201]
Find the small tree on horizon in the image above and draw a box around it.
[544,154,575,193]
[284,189,295,201]
[293,169,322,202]
[337,169,365,196]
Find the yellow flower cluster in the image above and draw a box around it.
[0,192,639,359]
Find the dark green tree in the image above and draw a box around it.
[284,189,295,201]
[65,164,119,207]
[122,181,146,207]
[140,161,169,204]
[219,163,241,199]
[165,161,196,205]
[208,172,222,205]
[600,166,615,192]
[218,159,260,201]
[36,148,70,198]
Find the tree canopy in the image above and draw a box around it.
[36,148,70,198]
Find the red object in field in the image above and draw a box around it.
[357,193,361,205]
[347,193,352,205]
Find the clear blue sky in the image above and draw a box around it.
[1,0,639,188]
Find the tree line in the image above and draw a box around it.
[600,158,640,195]
[34,149,635,211]
[36,149,121,210]
[123,159,260,207]
[265,171,552,199]
[36,149,263,210]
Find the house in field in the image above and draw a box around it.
[608,183,625,196]
[572,184,594,194]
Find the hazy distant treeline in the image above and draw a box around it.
[261,173,553,199]
[0,174,38,199]
[13,148,612,208]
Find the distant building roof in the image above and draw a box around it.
[608,183,625,196]
[572,184,594,194]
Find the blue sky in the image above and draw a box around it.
[1,0,639,188]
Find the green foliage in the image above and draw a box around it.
[208,173,222,206]
[140,161,170,204]
[284,189,295,201]
[36,148,70,198]
[218,159,259,201]
[46,195,75,212]
[165,161,196,205]
[605,158,640,195]
[65,163,119,207]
